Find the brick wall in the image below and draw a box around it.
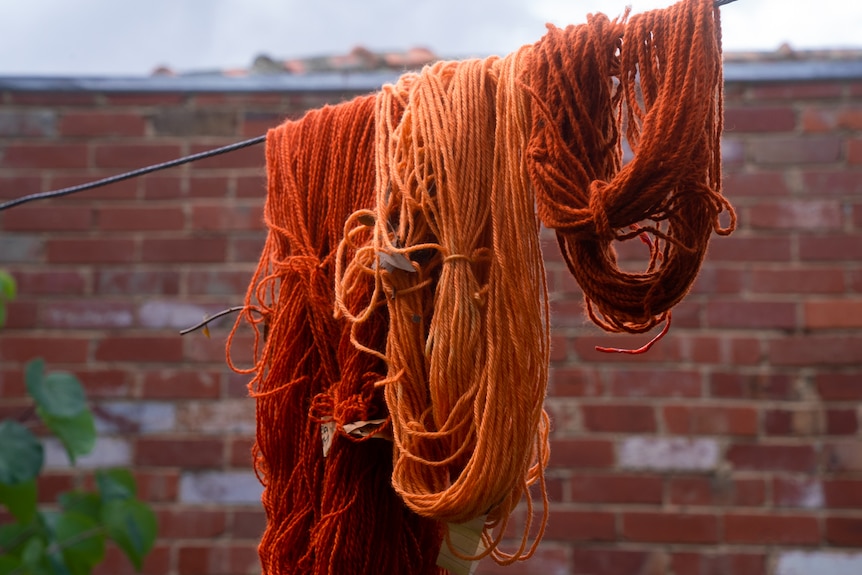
[0,71,861,575]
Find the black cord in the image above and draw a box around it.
[0,134,266,211]
[714,0,739,5]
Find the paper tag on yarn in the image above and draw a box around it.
[320,420,336,458]
[342,419,388,439]
[435,515,487,575]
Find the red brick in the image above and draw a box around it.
[727,444,817,473]
[59,112,146,137]
[802,170,862,196]
[749,82,843,100]
[141,238,227,263]
[707,236,791,262]
[191,203,264,231]
[104,93,186,106]
[543,510,616,541]
[11,269,87,295]
[8,92,98,106]
[235,174,267,198]
[0,335,89,363]
[94,336,183,363]
[849,139,862,165]
[141,175,183,199]
[748,201,842,231]
[134,470,180,502]
[622,512,718,544]
[825,517,862,546]
[74,369,135,398]
[2,205,92,231]
[0,143,88,168]
[607,369,701,398]
[135,437,224,468]
[824,480,862,508]
[800,234,862,261]
[581,404,656,433]
[685,336,722,363]
[774,477,824,508]
[177,543,259,575]
[752,268,845,294]
[710,372,795,400]
[826,409,858,435]
[816,373,862,401]
[0,175,41,199]
[725,106,796,132]
[706,301,796,329]
[724,513,819,545]
[230,235,266,263]
[751,137,842,165]
[769,336,862,366]
[805,299,862,329]
[41,300,135,329]
[188,176,229,198]
[37,472,76,503]
[570,474,662,504]
[3,300,37,329]
[141,369,221,399]
[93,144,182,169]
[670,553,766,575]
[47,238,136,264]
[764,408,820,435]
[573,333,682,364]
[228,437,254,468]
[825,442,862,472]
[723,171,789,197]
[231,509,267,539]
[669,477,765,507]
[96,269,181,295]
[664,405,758,436]
[189,143,265,169]
[98,206,185,231]
[156,508,227,538]
[690,266,746,295]
[478,547,570,575]
[570,549,656,575]
[48,174,138,201]
[548,439,614,469]
[93,544,171,575]
[729,337,763,365]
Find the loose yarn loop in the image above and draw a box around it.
[335,48,551,564]
[526,0,735,334]
[231,96,443,575]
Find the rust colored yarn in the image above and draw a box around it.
[232,95,443,575]
[335,48,551,564]
[526,0,736,334]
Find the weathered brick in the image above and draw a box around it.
[724,513,820,545]
[825,517,862,547]
[42,300,135,329]
[706,236,791,262]
[764,408,821,435]
[141,369,221,399]
[543,510,616,542]
[826,409,859,435]
[569,474,663,504]
[618,437,719,471]
[59,112,146,137]
[235,174,267,198]
[749,82,843,100]
[93,543,171,575]
[773,478,825,509]
[96,269,181,295]
[800,234,862,262]
[608,369,701,398]
[669,477,766,507]
[570,549,656,575]
[228,437,254,468]
[98,206,185,231]
[706,300,796,330]
[670,552,766,575]
[191,203,264,231]
[825,442,862,472]
[816,373,862,401]
[803,170,862,196]
[230,509,266,539]
[2,205,92,231]
[176,543,259,575]
[47,238,136,264]
[189,142,264,169]
[776,551,862,575]
[0,143,87,168]
[0,110,56,137]
[189,176,229,198]
[179,471,263,504]
[157,508,228,538]
[748,201,843,230]
[136,437,224,468]
[141,238,227,263]
[94,336,183,363]
[723,171,789,196]
[229,234,266,263]
[0,335,89,363]
[824,480,862,508]
[710,371,796,400]
[548,438,614,469]
[752,137,842,165]
[151,109,238,137]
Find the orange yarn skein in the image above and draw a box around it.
[526,0,735,334]
[336,48,551,564]
[233,95,443,575]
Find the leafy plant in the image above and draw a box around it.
[0,274,158,574]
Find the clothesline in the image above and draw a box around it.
[0,0,739,213]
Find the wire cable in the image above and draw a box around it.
[0,135,266,211]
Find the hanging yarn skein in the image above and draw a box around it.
[230,96,443,575]
[526,0,735,335]
[335,47,551,564]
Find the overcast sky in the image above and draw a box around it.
[0,0,859,76]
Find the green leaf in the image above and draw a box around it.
[0,270,16,301]
[96,469,136,502]
[0,556,22,575]
[21,535,46,568]
[59,491,102,523]
[0,304,7,329]
[101,499,157,570]
[55,511,105,575]
[0,522,33,555]
[27,364,87,419]
[0,420,44,484]
[0,479,37,523]
[37,409,96,465]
